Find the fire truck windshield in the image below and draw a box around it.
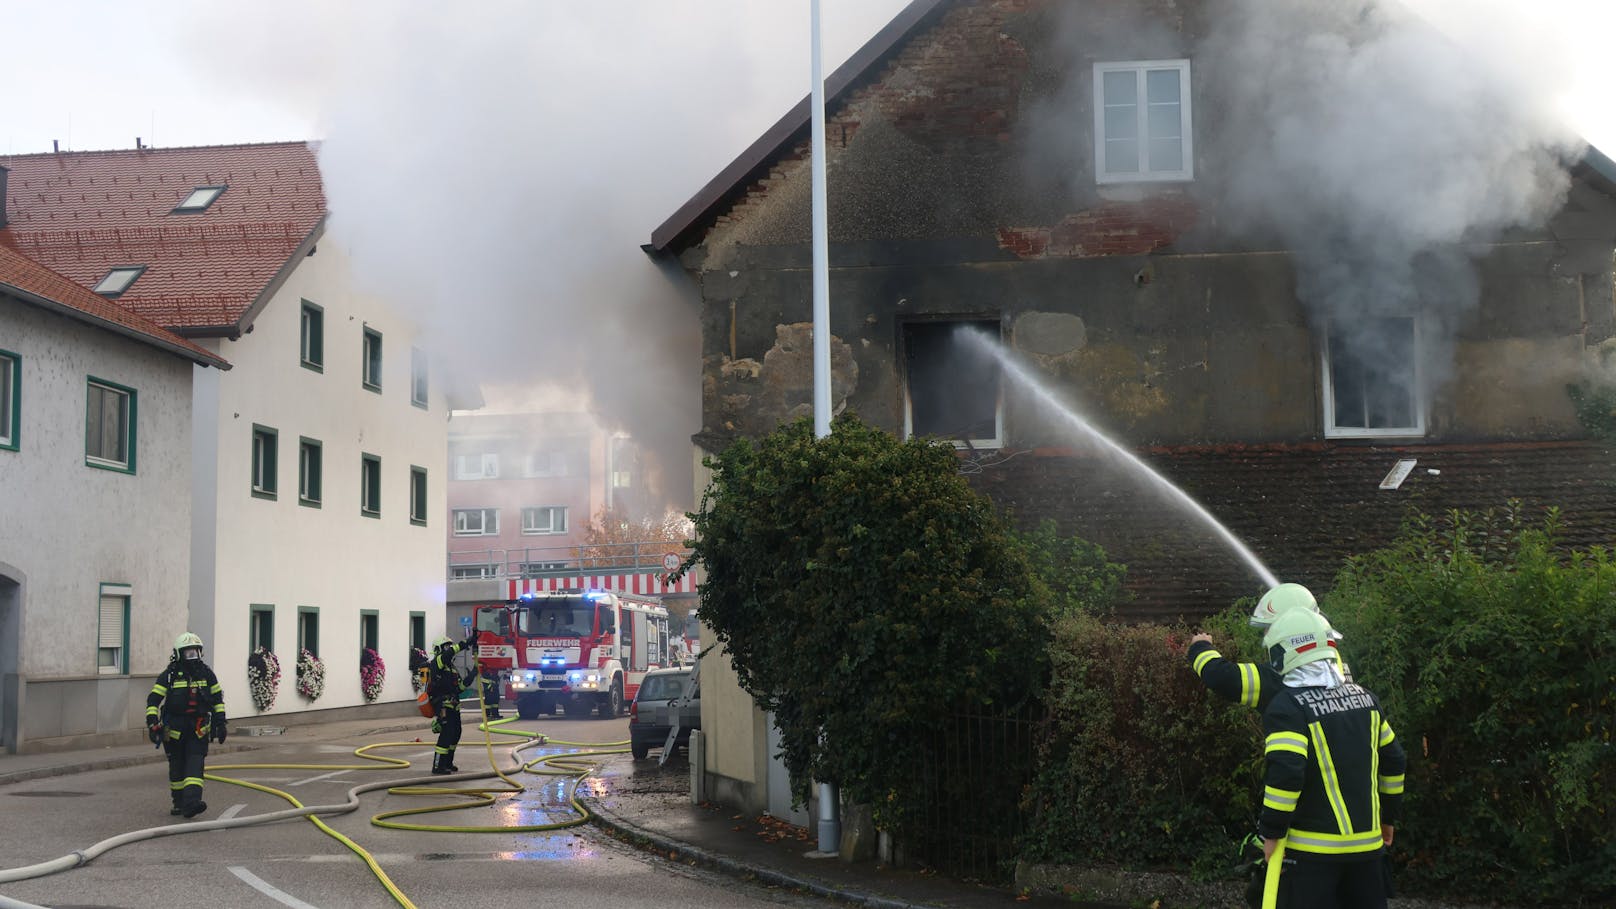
[518,600,595,637]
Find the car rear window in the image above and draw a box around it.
[638,674,687,702]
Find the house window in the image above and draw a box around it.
[1322,316,1424,438]
[523,449,567,478]
[454,452,499,479]
[250,604,275,652]
[521,506,568,535]
[902,320,1003,449]
[1093,60,1193,184]
[453,507,500,536]
[297,607,320,656]
[362,326,383,392]
[410,466,428,526]
[609,435,632,488]
[93,266,146,298]
[411,348,428,409]
[300,301,324,372]
[361,610,379,652]
[299,437,322,507]
[172,185,226,213]
[450,564,497,580]
[518,561,569,578]
[85,377,136,472]
[361,453,381,517]
[409,612,426,653]
[251,425,278,499]
[0,349,18,451]
[98,584,131,675]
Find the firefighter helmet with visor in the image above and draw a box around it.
[172,631,205,663]
[1249,582,1319,629]
[1262,609,1338,676]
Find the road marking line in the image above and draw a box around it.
[289,769,351,786]
[229,866,324,909]
[219,803,247,820]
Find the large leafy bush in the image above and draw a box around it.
[688,414,1050,833]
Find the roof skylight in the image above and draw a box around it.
[93,266,146,297]
[172,185,226,214]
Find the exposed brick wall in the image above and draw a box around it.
[998,194,1200,259]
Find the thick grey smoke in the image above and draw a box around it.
[172,0,908,515]
[1197,0,1586,395]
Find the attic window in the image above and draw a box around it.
[93,266,146,298]
[1094,60,1194,184]
[172,185,226,213]
[1322,316,1424,439]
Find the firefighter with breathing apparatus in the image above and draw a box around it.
[425,631,477,774]
[146,632,227,818]
[1186,582,1348,712]
[1254,608,1404,907]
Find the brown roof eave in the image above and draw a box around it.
[230,214,328,338]
[0,283,230,370]
[646,0,949,258]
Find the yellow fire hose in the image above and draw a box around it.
[0,648,631,909]
[1262,837,1287,909]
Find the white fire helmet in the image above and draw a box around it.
[1262,609,1339,676]
[173,631,205,663]
[1249,583,1319,629]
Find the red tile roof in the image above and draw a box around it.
[0,243,229,368]
[1,141,325,335]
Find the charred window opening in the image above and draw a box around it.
[902,320,1003,449]
[1323,316,1423,438]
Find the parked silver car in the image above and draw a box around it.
[629,667,700,760]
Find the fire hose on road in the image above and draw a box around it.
[0,656,629,909]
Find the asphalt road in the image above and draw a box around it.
[0,714,825,909]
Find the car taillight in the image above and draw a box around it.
[629,700,638,723]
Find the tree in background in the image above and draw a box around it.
[576,504,692,570]
[687,413,1051,834]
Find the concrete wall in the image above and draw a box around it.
[0,297,197,751]
[194,241,448,720]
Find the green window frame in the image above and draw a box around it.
[297,606,320,657]
[409,612,426,653]
[0,348,19,451]
[98,583,131,675]
[300,300,324,372]
[251,424,278,499]
[361,610,380,653]
[409,465,428,526]
[250,604,275,652]
[362,326,383,392]
[299,437,323,507]
[85,376,137,473]
[361,452,381,517]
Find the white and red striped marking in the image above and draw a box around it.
[507,567,701,599]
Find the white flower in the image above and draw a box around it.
[247,647,281,712]
[296,649,326,701]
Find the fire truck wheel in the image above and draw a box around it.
[516,696,541,721]
[631,740,649,760]
[598,679,623,719]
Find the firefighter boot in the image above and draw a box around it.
[431,754,451,775]
[445,750,460,773]
[171,793,183,816]
[182,800,208,819]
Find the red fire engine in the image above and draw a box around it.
[472,589,672,720]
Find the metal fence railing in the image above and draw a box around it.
[446,540,689,583]
[906,706,1044,883]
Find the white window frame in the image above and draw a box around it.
[523,450,568,478]
[453,507,500,536]
[521,505,568,535]
[93,266,146,298]
[901,320,1005,450]
[454,452,500,480]
[98,584,131,675]
[1321,316,1426,439]
[1093,59,1193,184]
[450,564,498,580]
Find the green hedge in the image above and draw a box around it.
[1322,506,1616,903]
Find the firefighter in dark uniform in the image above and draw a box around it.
[1257,609,1405,908]
[427,632,476,774]
[1186,583,1348,713]
[147,632,227,818]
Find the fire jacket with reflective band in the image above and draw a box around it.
[1258,682,1406,858]
[1187,640,1282,711]
[427,641,467,706]
[147,661,226,730]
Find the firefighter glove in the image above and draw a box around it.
[431,718,442,734]
[213,719,228,744]
[463,630,477,651]
[148,723,163,745]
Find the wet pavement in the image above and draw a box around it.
[0,715,1090,909]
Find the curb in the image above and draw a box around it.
[0,722,425,788]
[586,801,930,909]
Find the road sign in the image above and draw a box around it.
[662,552,681,572]
[460,616,472,628]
